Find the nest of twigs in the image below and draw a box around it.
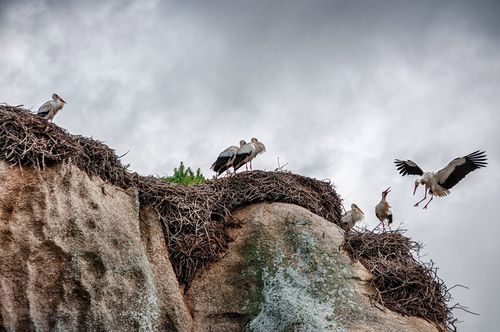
[0,104,132,187]
[134,170,342,284]
[0,105,342,285]
[343,229,456,331]
[1,104,454,329]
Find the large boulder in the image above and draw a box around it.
[188,202,440,332]
[0,162,191,331]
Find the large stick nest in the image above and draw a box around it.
[1,105,454,329]
[134,170,342,284]
[0,104,132,187]
[0,105,342,285]
[343,229,456,331]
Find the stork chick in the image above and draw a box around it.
[341,203,365,231]
[37,93,66,122]
[395,150,487,209]
[211,140,246,176]
[375,187,392,231]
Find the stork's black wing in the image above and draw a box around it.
[394,159,424,176]
[37,100,51,115]
[438,150,487,190]
[233,152,251,171]
[211,146,237,174]
[232,143,254,171]
[211,156,232,174]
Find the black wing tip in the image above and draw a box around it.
[217,164,230,175]
[394,159,415,176]
[233,162,243,171]
[232,155,247,171]
[468,150,487,158]
[212,156,231,173]
[467,150,488,168]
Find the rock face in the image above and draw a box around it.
[0,162,439,331]
[0,162,191,331]
[188,203,439,332]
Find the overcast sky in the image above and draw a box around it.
[1,0,499,330]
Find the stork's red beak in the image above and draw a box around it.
[358,208,365,215]
[60,98,67,104]
[384,187,391,194]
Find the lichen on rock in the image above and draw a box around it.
[188,202,441,332]
[247,215,362,332]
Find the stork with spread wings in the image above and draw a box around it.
[394,151,487,209]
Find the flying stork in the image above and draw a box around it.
[233,137,266,172]
[211,140,246,176]
[375,187,392,231]
[394,150,487,209]
[341,203,365,231]
[37,93,66,122]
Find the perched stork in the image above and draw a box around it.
[37,93,66,122]
[211,140,246,176]
[233,137,266,172]
[394,150,487,209]
[341,203,364,231]
[375,187,392,231]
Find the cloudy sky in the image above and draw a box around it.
[1,0,499,330]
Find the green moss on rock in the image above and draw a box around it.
[242,216,364,332]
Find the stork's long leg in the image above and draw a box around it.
[423,195,434,209]
[414,190,428,207]
[250,160,253,171]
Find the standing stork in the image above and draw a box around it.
[341,203,365,231]
[375,187,392,231]
[37,93,66,122]
[394,150,487,209]
[233,137,266,172]
[211,140,246,176]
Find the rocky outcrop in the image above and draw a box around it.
[0,162,191,331]
[0,161,440,331]
[188,203,439,332]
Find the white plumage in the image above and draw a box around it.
[375,187,392,231]
[37,93,66,122]
[211,140,246,176]
[233,137,266,172]
[395,150,487,209]
[341,203,364,231]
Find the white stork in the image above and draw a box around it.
[341,203,364,231]
[211,140,246,176]
[233,137,266,172]
[37,93,66,122]
[375,187,392,231]
[395,150,487,209]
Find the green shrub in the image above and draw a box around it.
[160,161,205,185]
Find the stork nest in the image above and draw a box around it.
[134,171,342,284]
[0,105,342,285]
[343,229,456,331]
[1,104,454,329]
[0,104,132,187]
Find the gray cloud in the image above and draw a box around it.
[1,1,499,330]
